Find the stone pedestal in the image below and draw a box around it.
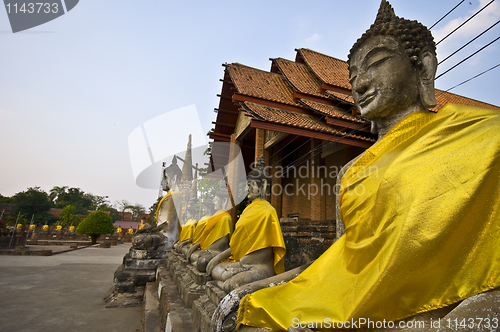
[105,247,168,308]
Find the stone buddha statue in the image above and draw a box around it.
[214,1,500,331]
[132,157,182,251]
[206,155,286,293]
[186,188,233,272]
[176,198,213,257]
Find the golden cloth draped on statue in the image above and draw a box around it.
[155,190,181,237]
[199,210,233,250]
[237,104,500,331]
[229,199,286,275]
[191,215,210,245]
[179,218,197,242]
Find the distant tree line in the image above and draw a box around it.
[0,186,151,227]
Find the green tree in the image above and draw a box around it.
[58,205,81,226]
[129,204,146,222]
[114,200,131,221]
[53,187,93,214]
[0,193,14,203]
[49,186,68,204]
[75,211,114,244]
[13,187,52,222]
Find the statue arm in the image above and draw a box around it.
[239,247,273,266]
[207,247,232,275]
[211,262,313,332]
[186,242,201,259]
[206,235,229,255]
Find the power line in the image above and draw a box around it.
[430,0,465,30]
[445,63,500,91]
[436,0,495,46]
[439,20,500,65]
[436,35,500,79]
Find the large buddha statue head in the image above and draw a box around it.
[246,155,271,202]
[348,0,437,133]
[162,156,182,192]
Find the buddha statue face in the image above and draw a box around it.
[349,35,420,119]
[348,0,437,125]
[246,179,266,202]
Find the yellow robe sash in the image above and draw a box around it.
[155,190,181,238]
[179,219,197,242]
[191,215,210,244]
[237,104,500,331]
[230,199,286,274]
[199,210,233,250]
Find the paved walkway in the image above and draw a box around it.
[0,244,142,332]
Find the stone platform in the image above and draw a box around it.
[105,247,168,308]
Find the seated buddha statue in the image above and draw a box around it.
[132,158,182,251]
[174,205,197,244]
[214,1,500,331]
[176,199,213,256]
[186,188,233,271]
[206,155,286,293]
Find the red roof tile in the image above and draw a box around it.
[272,58,324,97]
[297,48,352,90]
[226,63,301,106]
[434,89,500,111]
[243,102,374,143]
[300,100,365,123]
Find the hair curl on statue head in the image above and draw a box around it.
[348,0,436,70]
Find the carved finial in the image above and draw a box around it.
[375,0,396,25]
[172,155,177,164]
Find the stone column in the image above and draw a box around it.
[310,139,323,221]
[254,128,265,164]
[270,148,283,219]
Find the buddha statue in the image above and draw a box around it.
[186,187,233,271]
[213,1,500,331]
[132,157,182,251]
[206,155,286,293]
[176,198,213,257]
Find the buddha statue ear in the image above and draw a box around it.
[418,49,438,109]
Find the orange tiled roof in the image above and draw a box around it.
[434,89,500,111]
[243,102,374,142]
[326,90,355,104]
[272,58,324,97]
[297,48,351,90]
[226,63,300,106]
[300,100,365,123]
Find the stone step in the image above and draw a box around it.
[205,281,227,306]
[143,282,162,332]
[156,264,196,332]
[192,295,218,332]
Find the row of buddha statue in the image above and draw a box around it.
[173,155,286,294]
[129,1,500,330]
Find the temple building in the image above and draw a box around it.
[208,48,500,268]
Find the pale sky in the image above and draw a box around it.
[0,0,498,209]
